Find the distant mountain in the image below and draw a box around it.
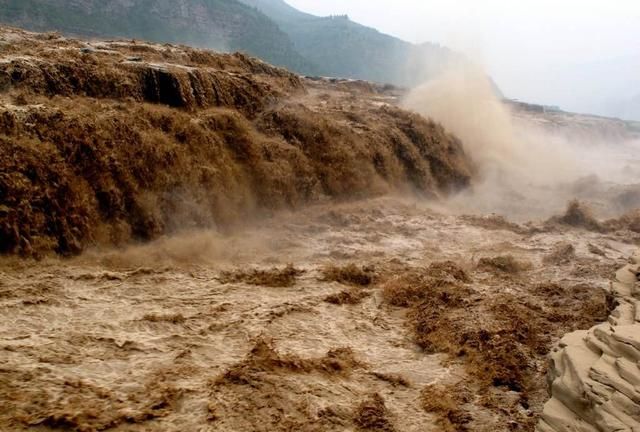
[0,0,467,87]
[240,0,314,22]
[0,0,315,73]
[239,0,464,86]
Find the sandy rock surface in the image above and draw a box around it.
[537,250,640,432]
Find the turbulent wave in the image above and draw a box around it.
[0,27,473,256]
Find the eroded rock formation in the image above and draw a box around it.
[537,250,640,431]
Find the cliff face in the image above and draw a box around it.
[0,27,473,256]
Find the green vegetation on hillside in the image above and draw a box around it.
[238,0,463,86]
[0,0,467,86]
[0,0,315,73]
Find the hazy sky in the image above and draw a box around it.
[287,0,640,117]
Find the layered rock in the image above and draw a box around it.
[537,250,640,432]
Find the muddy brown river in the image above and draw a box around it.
[1,197,636,431]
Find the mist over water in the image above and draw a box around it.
[402,65,640,220]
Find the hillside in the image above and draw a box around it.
[239,0,464,86]
[240,0,314,22]
[0,0,466,87]
[0,0,315,73]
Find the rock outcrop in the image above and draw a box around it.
[537,250,640,432]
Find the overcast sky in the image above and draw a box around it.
[286,0,640,117]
